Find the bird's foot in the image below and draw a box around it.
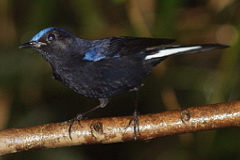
[68,114,85,140]
[127,110,141,140]
[67,98,109,140]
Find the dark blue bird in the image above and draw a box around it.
[19,27,228,136]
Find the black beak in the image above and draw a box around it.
[19,41,46,49]
[19,42,34,49]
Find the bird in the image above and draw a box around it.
[19,27,228,137]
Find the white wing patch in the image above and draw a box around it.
[145,46,202,60]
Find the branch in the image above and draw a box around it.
[1,101,240,155]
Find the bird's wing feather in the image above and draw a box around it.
[145,44,229,60]
[107,36,175,56]
[82,36,175,62]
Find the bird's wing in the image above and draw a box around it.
[82,36,175,62]
[107,36,175,56]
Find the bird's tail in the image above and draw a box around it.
[145,44,228,60]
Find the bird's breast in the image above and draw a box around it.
[52,57,152,98]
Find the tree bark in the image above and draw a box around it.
[1,101,240,155]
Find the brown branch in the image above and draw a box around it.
[1,101,240,155]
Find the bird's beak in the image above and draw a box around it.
[19,42,33,49]
[19,41,47,49]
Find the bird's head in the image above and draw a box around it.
[19,27,78,61]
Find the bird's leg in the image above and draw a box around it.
[68,98,109,139]
[127,90,141,140]
[72,98,108,121]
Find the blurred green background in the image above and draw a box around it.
[1,0,240,159]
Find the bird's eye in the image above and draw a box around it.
[48,34,55,41]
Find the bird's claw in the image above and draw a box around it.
[68,114,84,140]
[126,111,141,140]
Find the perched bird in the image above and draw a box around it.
[19,27,228,136]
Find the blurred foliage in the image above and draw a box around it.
[1,0,240,159]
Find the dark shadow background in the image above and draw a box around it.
[1,0,240,159]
